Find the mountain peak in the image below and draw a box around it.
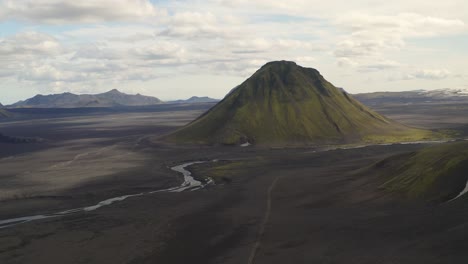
[261,60,297,68]
[106,89,122,94]
[253,60,322,81]
[166,62,433,145]
[259,60,319,74]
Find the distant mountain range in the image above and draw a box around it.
[9,89,162,108]
[354,89,468,106]
[6,90,219,108]
[9,86,467,110]
[168,96,219,104]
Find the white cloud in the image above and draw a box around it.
[213,0,468,23]
[63,25,156,42]
[0,0,161,24]
[19,64,84,82]
[0,32,62,57]
[337,58,358,68]
[72,45,121,61]
[337,13,465,37]
[357,60,401,72]
[405,69,453,80]
[0,0,467,102]
[132,42,185,59]
[229,38,317,54]
[334,13,466,60]
[390,69,453,81]
[158,11,242,39]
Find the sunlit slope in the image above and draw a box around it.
[167,61,434,145]
[366,141,468,202]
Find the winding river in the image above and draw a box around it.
[0,161,213,229]
[0,139,463,229]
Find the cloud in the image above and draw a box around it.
[406,69,452,80]
[337,58,359,68]
[0,0,161,24]
[334,13,466,60]
[337,13,465,37]
[131,42,188,63]
[0,31,62,57]
[334,37,404,58]
[1,0,467,102]
[0,32,66,80]
[213,0,468,23]
[332,12,466,80]
[158,11,242,39]
[63,25,156,42]
[391,69,453,81]
[229,38,317,54]
[357,60,401,72]
[334,13,466,58]
[19,64,85,82]
[72,45,119,61]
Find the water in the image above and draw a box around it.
[0,161,213,229]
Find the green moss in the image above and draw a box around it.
[166,61,441,146]
[372,141,468,202]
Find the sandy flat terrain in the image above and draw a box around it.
[1,103,468,264]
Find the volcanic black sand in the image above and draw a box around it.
[1,103,468,263]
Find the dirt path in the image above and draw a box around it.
[247,175,282,264]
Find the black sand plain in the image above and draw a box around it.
[1,102,468,264]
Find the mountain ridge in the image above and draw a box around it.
[354,89,468,106]
[9,89,162,108]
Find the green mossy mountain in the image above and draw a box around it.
[167,61,434,145]
[363,141,468,202]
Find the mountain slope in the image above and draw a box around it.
[360,141,468,202]
[0,109,11,118]
[10,89,162,108]
[0,103,12,118]
[166,61,433,145]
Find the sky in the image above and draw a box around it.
[0,0,467,104]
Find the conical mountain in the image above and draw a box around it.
[167,61,433,145]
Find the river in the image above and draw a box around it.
[0,161,213,229]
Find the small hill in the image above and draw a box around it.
[10,89,162,108]
[169,96,219,104]
[166,61,434,145]
[362,141,468,203]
